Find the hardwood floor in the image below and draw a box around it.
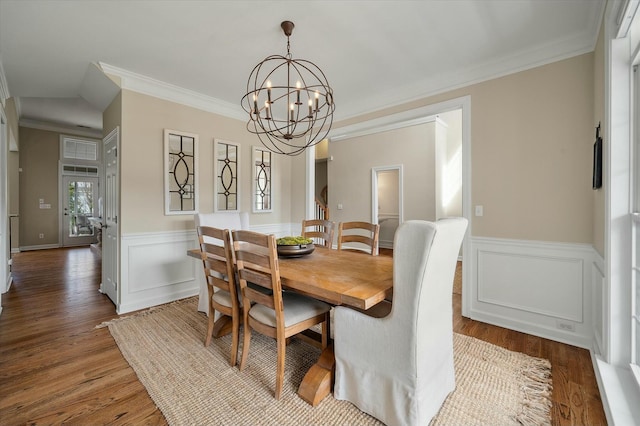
[0,248,165,425]
[0,247,606,425]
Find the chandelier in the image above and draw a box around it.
[241,21,335,156]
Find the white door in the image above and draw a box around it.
[101,128,119,307]
[372,166,403,249]
[62,176,99,247]
[0,109,7,296]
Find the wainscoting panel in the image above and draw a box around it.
[119,223,297,314]
[477,250,583,322]
[470,237,596,349]
[119,230,200,314]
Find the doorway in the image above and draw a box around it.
[372,165,403,249]
[318,96,471,315]
[61,176,99,247]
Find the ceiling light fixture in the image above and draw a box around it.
[241,21,335,156]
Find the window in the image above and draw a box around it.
[61,136,98,161]
[164,129,198,215]
[214,139,240,212]
[253,147,272,213]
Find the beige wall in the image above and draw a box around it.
[18,127,60,247]
[328,122,437,227]
[333,52,594,244]
[119,90,294,234]
[593,22,605,256]
[103,91,122,139]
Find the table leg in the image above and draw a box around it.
[211,315,234,338]
[298,344,335,406]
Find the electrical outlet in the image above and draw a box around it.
[556,320,575,332]
[39,233,44,239]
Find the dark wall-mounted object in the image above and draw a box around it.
[593,123,602,190]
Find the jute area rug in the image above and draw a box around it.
[99,297,552,426]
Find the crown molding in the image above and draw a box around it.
[19,118,102,139]
[339,22,603,123]
[0,56,9,107]
[99,62,245,121]
[330,97,465,142]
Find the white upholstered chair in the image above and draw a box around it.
[334,218,468,426]
[194,212,249,314]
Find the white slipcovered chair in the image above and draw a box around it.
[194,212,249,314]
[334,218,468,426]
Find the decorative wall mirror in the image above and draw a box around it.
[214,139,240,212]
[164,129,198,215]
[252,146,272,213]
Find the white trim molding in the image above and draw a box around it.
[0,56,9,106]
[99,62,245,121]
[469,237,597,349]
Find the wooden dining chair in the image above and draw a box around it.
[232,229,331,400]
[301,219,335,248]
[196,225,241,366]
[337,221,380,255]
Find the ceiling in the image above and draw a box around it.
[0,0,605,136]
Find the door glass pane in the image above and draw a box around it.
[67,180,95,237]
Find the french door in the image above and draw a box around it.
[61,176,98,247]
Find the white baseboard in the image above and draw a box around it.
[19,243,60,251]
[469,237,596,349]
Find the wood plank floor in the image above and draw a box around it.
[0,247,606,425]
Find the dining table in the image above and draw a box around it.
[187,245,393,406]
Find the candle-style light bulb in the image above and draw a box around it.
[253,94,259,118]
[314,91,319,111]
[290,103,295,122]
[266,81,272,104]
[308,99,313,117]
[265,101,271,120]
[296,81,301,104]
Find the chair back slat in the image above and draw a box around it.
[243,285,276,309]
[338,221,380,255]
[232,229,283,301]
[302,219,335,248]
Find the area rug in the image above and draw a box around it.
[98,297,552,426]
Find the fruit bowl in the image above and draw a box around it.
[276,236,315,258]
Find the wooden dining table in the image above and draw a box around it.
[187,245,393,406]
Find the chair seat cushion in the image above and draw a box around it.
[212,289,236,308]
[249,292,330,328]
